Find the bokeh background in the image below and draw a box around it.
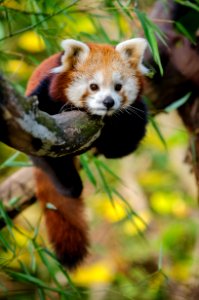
[0,0,198,299]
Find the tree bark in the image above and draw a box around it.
[0,74,104,157]
[143,0,199,187]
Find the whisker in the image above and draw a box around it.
[126,107,146,121]
[130,106,146,114]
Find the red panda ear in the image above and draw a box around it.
[52,39,90,73]
[116,38,148,74]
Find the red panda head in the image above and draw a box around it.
[51,38,148,116]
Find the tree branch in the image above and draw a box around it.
[0,167,35,229]
[0,74,104,157]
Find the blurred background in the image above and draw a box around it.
[0,0,198,299]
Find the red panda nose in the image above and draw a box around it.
[103,96,115,109]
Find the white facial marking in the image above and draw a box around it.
[66,77,88,107]
[123,77,139,105]
[85,70,123,116]
[112,71,139,107]
[87,88,121,116]
[92,71,104,86]
[112,71,122,83]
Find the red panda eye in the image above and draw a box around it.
[115,83,122,91]
[90,83,99,91]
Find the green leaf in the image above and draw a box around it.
[80,154,97,187]
[135,9,165,75]
[175,0,199,12]
[0,202,13,229]
[158,244,163,271]
[97,159,123,184]
[42,248,79,295]
[37,288,46,300]
[0,152,20,169]
[8,197,21,207]
[115,0,134,20]
[7,270,71,296]
[93,157,113,201]
[149,116,167,150]
[32,240,62,289]
[112,188,147,228]
[0,232,15,253]
[0,152,32,169]
[175,22,196,44]
[164,92,191,113]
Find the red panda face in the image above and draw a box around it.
[52,39,148,116]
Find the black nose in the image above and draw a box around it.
[103,96,115,109]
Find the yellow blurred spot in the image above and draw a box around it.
[144,125,166,151]
[72,260,114,286]
[63,15,96,35]
[150,192,188,217]
[94,196,126,222]
[3,0,25,10]
[123,211,151,235]
[138,171,172,188]
[104,201,126,222]
[92,194,151,234]
[0,226,34,268]
[75,16,96,34]
[13,226,33,247]
[150,272,165,288]
[18,31,46,53]
[169,262,190,281]
[6,59,33,78]
[118,16,131,36]
[172,199,188,217]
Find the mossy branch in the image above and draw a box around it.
[0,74,104,158]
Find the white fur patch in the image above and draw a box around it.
[123,77,139,105]
[116,38,148,74]
[66,77,88,107]
[52,39,90,74]
[92,71,104,85]
[112,72,123,83]
[87,88,121,116]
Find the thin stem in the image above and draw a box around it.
[5,7,12,36]
[1,5,50,16]
[0,0,79,42]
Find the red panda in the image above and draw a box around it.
[26,38,148,269]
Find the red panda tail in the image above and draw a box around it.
[34,168,89,269]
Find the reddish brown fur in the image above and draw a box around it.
[26,52,62,96]
[34,168,89,269]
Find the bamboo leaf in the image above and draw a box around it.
[93,157,113,201]
[135,9,165,75]
[97,159,123,183]
[80,154,97,187]
[158,244,163,271]
[175,0,199,12]
[149,116,167,150]
[175,22,196,44]
[164,92,191,113]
